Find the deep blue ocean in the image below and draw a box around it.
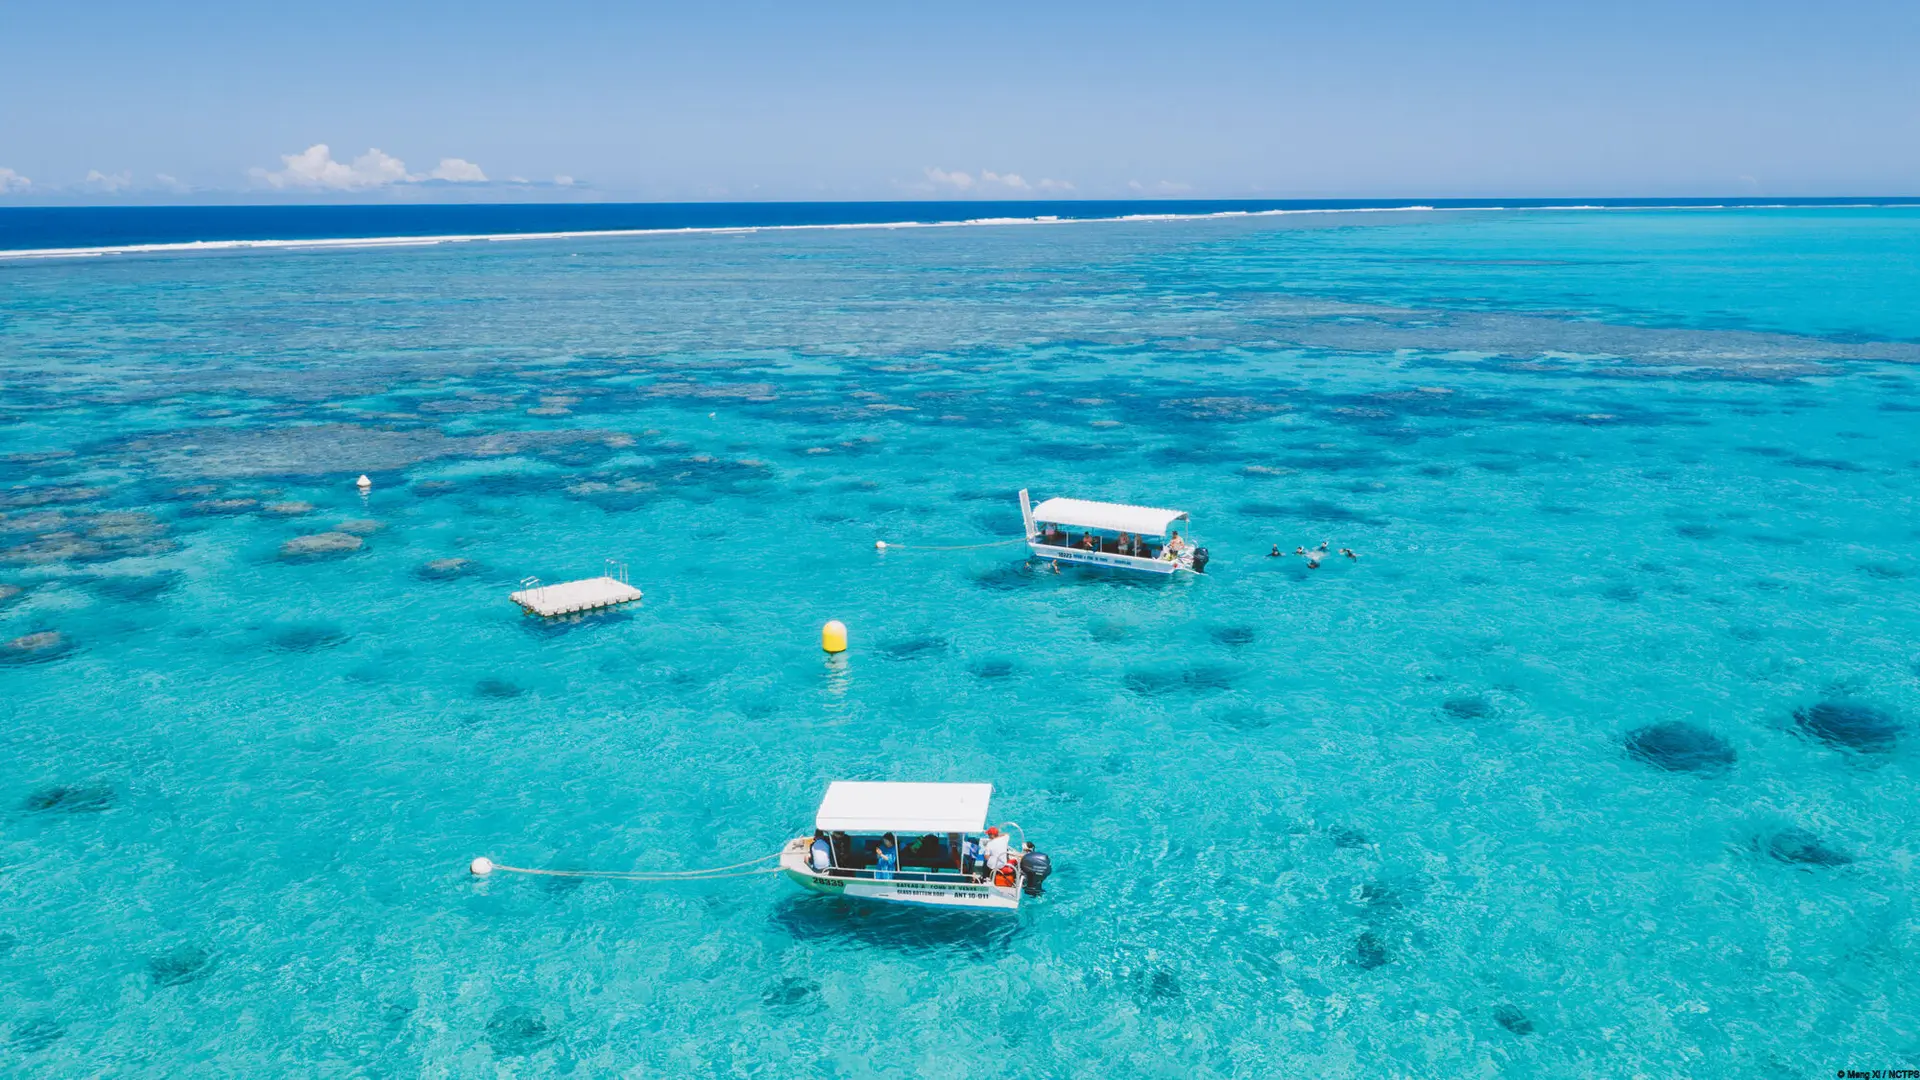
[5,198,1920,254]
[2,203,1916,1076]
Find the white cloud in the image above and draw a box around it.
[922,167,1073,196]
[0,167,30,194]
[1128,179,1193,195]
[249,144,490,191]
[83,170,134,193]
[427,157,487,183]
[553,174,575,187]
[251,144,406,190]
[925,166,976,191]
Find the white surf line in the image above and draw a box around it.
[0,207,1437,261]
[0,202,1910,263]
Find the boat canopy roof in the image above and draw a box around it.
[815,781,993,834]
[1030,497,1189,537]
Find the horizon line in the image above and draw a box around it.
[6,194,1920,212]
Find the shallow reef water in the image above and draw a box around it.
[1,208,1917,1075]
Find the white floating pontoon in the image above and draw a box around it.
[509,560,642,617]
[780,781,1049,912]
[1019,489,1207,574]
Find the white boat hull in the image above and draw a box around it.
[779,839,1020,912]
[1027,542,1186,574]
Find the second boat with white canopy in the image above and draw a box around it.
[1019,489,1208,574]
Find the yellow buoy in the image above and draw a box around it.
[821,620,848,654]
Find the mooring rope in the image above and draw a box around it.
[479,851,784,882]
[875,537,1027,552]
[487,865,783,882]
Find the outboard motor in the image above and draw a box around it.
[1191,547,1210,574]
[1019,849,1053,897]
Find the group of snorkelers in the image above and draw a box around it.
[1267,540,1359,569]
[1024,529,1359,572]
[807,826,1035,887]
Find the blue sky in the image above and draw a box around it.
[1,0,1915,202]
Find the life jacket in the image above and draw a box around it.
[993,863,1017,887]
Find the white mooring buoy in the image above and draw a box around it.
[874,540,887,551]
[356,474,372,492]
[470,857,494,876]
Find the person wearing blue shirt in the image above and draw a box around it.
[809,831,832,873]
[875,832,899,880]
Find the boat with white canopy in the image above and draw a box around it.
[1019,489,1208,574]
[780,781,1050,912]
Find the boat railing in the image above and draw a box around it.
[1030,539,1174,562]
[821,864,1009,885]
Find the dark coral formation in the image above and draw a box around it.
[22,784,115,813]
[1624,722,1736,773]
[1760,826,1854,868]
[1793,702,1901,753]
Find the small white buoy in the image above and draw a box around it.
[708,412,716,419]
[355,474,372,491]
[874,540,888,551]
[470,857,494,876]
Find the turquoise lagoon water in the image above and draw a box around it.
[2,207,1917,1076]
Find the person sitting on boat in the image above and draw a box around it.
[874,833,899,880]
[809,831,832,873]
[1018,842,1052,896]
[1164,531,1186,559]
[1080,532,1098,552]
[961,833,983,879]
[982,826,1011,873]
[905,833,942,868]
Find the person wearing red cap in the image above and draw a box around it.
[982,826,1011,875]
